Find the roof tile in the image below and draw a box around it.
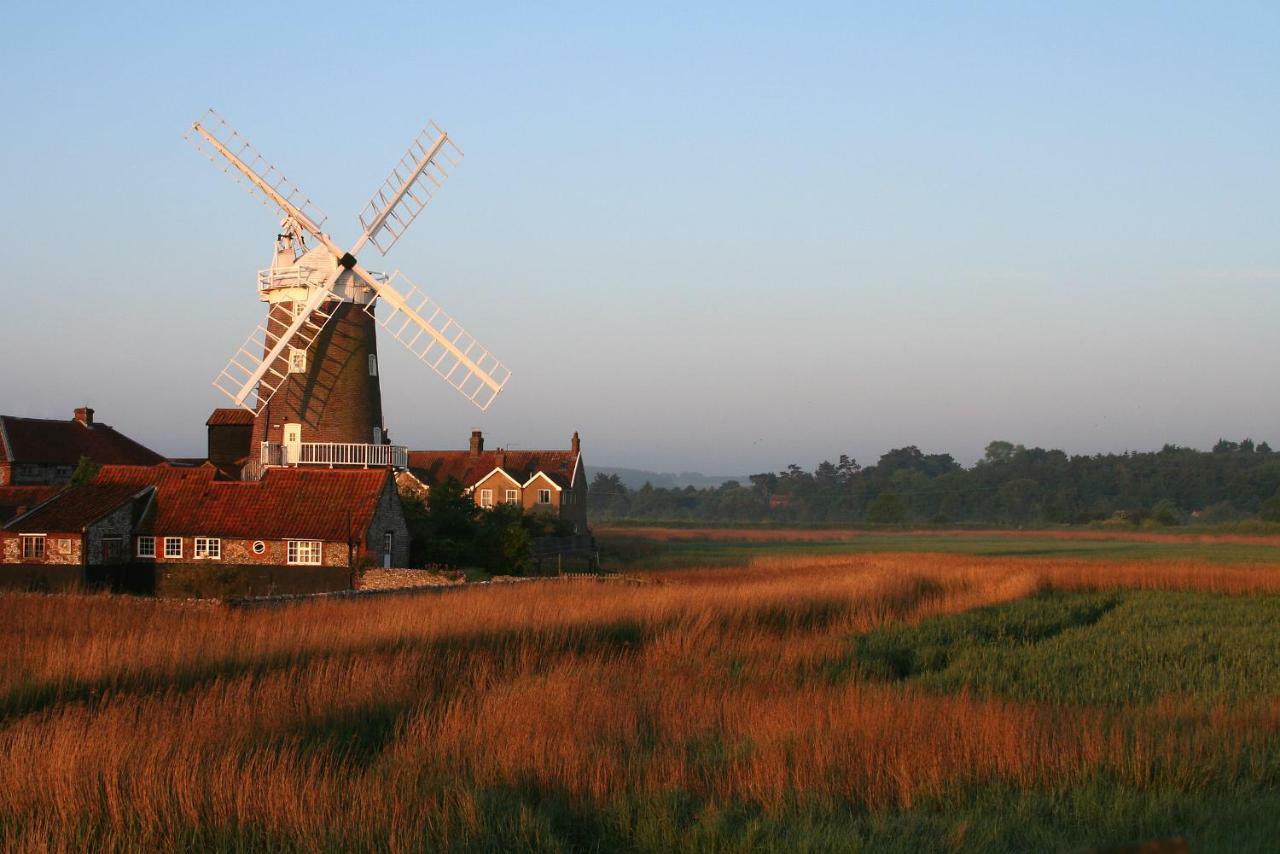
[0,415,164,467]
[4,484,147,533]
[94,463,390,541]
[407,449,579,490]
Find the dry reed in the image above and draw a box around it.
[2,552,1278,850]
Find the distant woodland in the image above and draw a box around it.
[589,440,1280,527]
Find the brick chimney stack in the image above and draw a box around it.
[74,406,94,427]
[495,448,506,468]
[571,431,581,455]
[469,430,484,458]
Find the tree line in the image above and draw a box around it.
[589,439,1280,527]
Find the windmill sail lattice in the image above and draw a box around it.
[185,110,328,234]
[357,122,463,256]
[366,272,510,410]
[213,286,338,410]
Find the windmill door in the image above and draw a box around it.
[283,424,301,465]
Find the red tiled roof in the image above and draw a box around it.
[206,408,255,426]
[0,414,164,467]
[94,463,390,541]
[0,486,61,524]
[3,484,149,534]
[407,449,580,490]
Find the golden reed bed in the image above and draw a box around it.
[1,553,1279,850]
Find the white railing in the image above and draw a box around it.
[260,442,408,469]
[258,266,389,291]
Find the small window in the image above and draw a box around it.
[292,300,308,318]
[479,489,494,508]
[194,537,221,560]
[505,488,518,503]
[287,540,322,565]
[368,354,378,376]
[136,536,156,558]
[20,535,45,560]
[288,347,306,374]
[537,489,552,505]
[164,537,183,558]
[252,540,266,555]
[383,531,393,553]
[58,538,72,554]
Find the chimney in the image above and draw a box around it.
[74,406,94,427]
[469,430,484,458]
[495,448,506,469]
[571,431,581,455]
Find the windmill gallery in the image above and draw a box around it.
[0,112,591,595]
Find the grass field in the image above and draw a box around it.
[597,525,1280,569]
[3,532,1280,851]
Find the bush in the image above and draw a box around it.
[1145,500,1183,527]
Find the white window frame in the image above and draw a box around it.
[537,489,552,505]
[368,353,378,376]
[292,300,308,318]
[136,536,156,558]
[57,538,72,554]
[20,534,45,560]
[479,488,494,508]
[163,537,183,558]
[287,540,323,566]
[193,537,221,560]
[288,347,307,374]
[505,488,519,504]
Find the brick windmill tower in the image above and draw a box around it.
[188,111,510,476]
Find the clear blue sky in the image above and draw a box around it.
[1,2,1276,474]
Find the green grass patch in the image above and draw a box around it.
[598,531,1280,571]
[854,590,1280,704]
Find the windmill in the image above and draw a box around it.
[186,110,509,474]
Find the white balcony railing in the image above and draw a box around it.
[258,266,389,292]
[260,442,408,469]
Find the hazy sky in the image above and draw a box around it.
[1,3,1276,474]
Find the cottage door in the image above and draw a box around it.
[283,424,301,465]
[383,531,393,568]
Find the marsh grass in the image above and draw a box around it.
[2,551,1280,851]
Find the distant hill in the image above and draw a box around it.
[586,466,747,490]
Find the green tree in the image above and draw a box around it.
[69,455,100,486]
[997,478,1040,525]
[867,492,906,525]
[1260,495,1280,523]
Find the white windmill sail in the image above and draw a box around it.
[189,110,510,413]
[354,121,463,256]
[365,272,510,410]
[212,283,338,410]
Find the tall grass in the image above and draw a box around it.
[2,552,1280,851]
